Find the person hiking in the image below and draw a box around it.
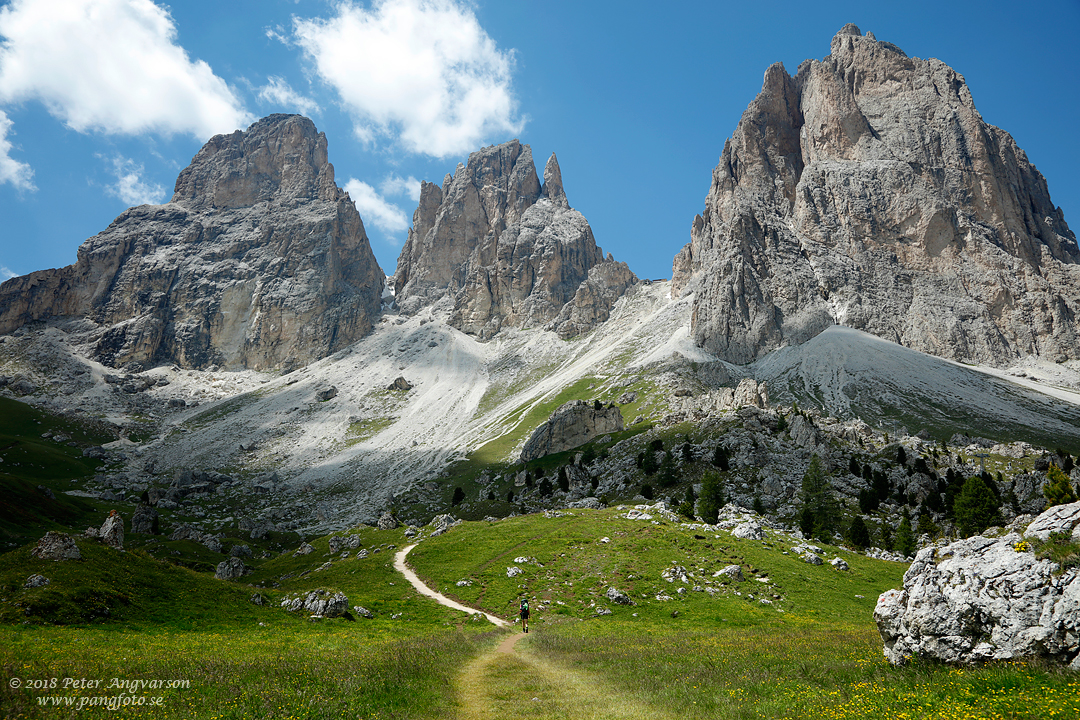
[519,597,530,633]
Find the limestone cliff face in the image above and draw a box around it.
[675,24,1079,366]
[0,115,384,370]
[394,141,636,338]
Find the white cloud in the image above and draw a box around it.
[0,0,251,139]
[104,155,167,206]
[1,265,17,281]
[257,76,320,116]
[292,0,522,157]
[0,109,33,190]
[344,178,409,236]
[380,174,421,202]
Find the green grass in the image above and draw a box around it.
[0,397,113,544]
[1,506,1076,718]
[344,417,395,446]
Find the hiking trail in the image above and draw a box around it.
[393,543,677,719]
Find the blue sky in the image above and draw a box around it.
[1,0,1078,282]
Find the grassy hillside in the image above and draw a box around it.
[0,508,1077,718]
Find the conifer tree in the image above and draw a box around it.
[800,454,840,540]
[697,471,724,524]
[894,514,916,557]
[1044,464,1077,507]
[954,475,1004,537]
[847,516,871,550]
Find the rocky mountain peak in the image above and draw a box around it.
[172,114,342,210]
[0,115,383,370]
[395,140,636,339]
[542,152,567,207]
[674,25,1079,367]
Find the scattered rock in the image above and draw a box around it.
[353,606,374,619]
[316,386,338,402]
[731,521,764,540]
[830,557,850,571]
[281,589,349,617]
[31,532,81,561]
[716,565,745,582]
[804,553,824,566]
[215,557,249,580]
[169,525,223,553]
[24,574,50,588]
[605,587,634,606]
[507,566,524,578]
[293,542,315,557]
[387,377,412,392]
[377,511,399,530]
[249,592,268,606]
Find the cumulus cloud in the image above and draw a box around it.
[0,109,33,190]
[344,178,409,237]
[257,76,320,116]
[0,0,251,139]
[380,174,421,202]
[292,0,522,157]
[104,155,167,206]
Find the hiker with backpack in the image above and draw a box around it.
[519,597,530,633]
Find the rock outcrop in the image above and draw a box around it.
[0,114,384,370]
[674,25,1079,367]
[875,501,1080,668]
[99,511,124,549]
[520,399,625,461]
[214,556,249,581]
[394,141,636,339]
[30,531,81,561]
[281,589,349,617]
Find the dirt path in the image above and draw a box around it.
[393,544,675,719]
[393,544,508,627]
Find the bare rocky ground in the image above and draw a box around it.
[3,278,1079,546]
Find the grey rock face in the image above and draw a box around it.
[520,399,625,462]
[130,504,159,535]
[394,141,635,338]
[169,525,222,553]
[99,512,124,549]
[717,564,745,582]
[675,26,1079,367]
[214,556,249,581]
[31,531,81,561]
[0,114,383,370]
[875,502,1080,667]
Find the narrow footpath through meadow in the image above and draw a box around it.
[394,544,677,720]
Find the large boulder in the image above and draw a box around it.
[99,511,124,549]
[130,504,159,535]
[520,400,624,462]
[215,557,249,581]
[30,532,81,561]
[875,502,1080,667]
